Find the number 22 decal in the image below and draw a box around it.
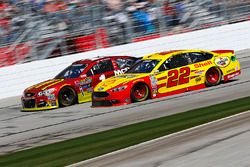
[167,67,190,88]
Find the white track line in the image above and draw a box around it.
[67,110,250,167]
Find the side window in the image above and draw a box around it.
[96,59,114,73]
[115,58,136,69]
[188,52,213,63]
[168,54,189,69]
[86,69,93,77]
[158,61,170,72]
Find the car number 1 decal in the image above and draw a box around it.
[99,74,106,81]
[167,67,190,88]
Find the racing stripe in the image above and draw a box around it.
[190,76,199,79]
[41,79,64,90]
[156,76,167,81]
[35,80,56,89]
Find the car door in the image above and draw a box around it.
[156,53,191,94]
[88,58,115,87]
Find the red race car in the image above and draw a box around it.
[21,56,139,111]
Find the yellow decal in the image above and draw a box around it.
[34,80,55,89]
[42,79,64,90]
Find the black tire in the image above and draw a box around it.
[205,68,222,86]
[58,87,77,107]
[131,83,149,102]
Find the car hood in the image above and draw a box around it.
[24,79,65,93]
[94,73,148,91]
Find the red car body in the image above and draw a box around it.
[21,56,138,111]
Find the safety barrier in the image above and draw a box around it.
[0,21,250,99]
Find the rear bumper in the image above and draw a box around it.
[224,70,241,81]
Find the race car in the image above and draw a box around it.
[21,56,139,111]
[92,50,241,107]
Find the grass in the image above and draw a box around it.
[0,96,250,167]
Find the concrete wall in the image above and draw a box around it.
[1,21,250,99]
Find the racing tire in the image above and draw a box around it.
[205,68,222,86]
[131,83,149,102]
[58,87,77,107]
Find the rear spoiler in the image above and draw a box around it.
[212,50,234,54]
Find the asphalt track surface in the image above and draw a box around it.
[0,50,250,157]
[72,111,250,167]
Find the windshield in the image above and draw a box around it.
[55,64,88,79]
[127,59,160,73]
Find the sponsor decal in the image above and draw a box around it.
[226,68,235,73]
[81,84,91,89]
[194,70,205,75]
[87,88,93,93]
[194,61,212,68]
[114,67,130,76]
[235,66,239,71]
[48,94,56,100]
[75,77,92,86]
[115,74,136,78]
[51,101,57,106]
[214,57,230,67]
[225,71,240,80]
[195,77,202,83]
[149,74,158,95]
[79,86,85,96]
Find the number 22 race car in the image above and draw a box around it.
[21,56,139,111]
[92,50,241,107]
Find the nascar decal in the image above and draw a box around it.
[214,57,230,67]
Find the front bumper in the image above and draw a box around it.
[91,91,131,107]
[21,97,58,111]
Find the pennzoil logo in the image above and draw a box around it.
[214,57,230,67]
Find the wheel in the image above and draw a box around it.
[131,83,149,102]
[58,87,76,107]
[205,68,222,86]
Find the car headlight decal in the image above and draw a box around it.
[37,88,56,97]
[111,85,128,92]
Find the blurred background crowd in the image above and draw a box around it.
[0,0,250,67]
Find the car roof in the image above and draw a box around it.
[72,56,132,65]
[142,50,212,60]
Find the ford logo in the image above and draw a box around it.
[98,87,104,91]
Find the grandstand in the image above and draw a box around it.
[0,0,249,68]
